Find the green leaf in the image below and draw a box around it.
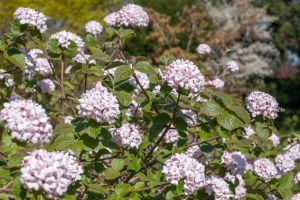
[154,113,171,125]
[4,48,25,69]
[48,39,62,54]
[114,65,134,83]
[133,182,145,190]
[10,20,26,35]
[173,117,187,132]
[134,61,157,75]
[0,40,5,51]
[0,168,12,180]
[89,66,104,76]
[217,111,243,131]
[85,34,97,48]
[114,91,132,107]
[115,183,132,197]
[213,90,233,107]
[86,184,106,194]
[149,123,165,140]
[63,41,78,57]
[104,168,120,180]
[228,105,251,125]
[111,158,126,171]
[246,194,264,200]
[200,100,224,117]
[12,176,27,199]
[119,29,135,38]
[90,48,111,62]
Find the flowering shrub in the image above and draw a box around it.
[0,4,299,200]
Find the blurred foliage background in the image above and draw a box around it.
[0,0,299,132]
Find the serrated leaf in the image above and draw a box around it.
[114,91,132,107]
[4,48,25,69]
[217,112,243,131]
[200,100,224,117]
[114,65,134,83]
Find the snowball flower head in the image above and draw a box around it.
[162,128,180,144]
[284,143,300,160]
[275,153,295,174]
[128,71,150,94]
[38,79,55,93]
[14,7,47,33]
[225,61,239,72]
[196,43,211,55]
[77,82,120,124]
[162,59,205,93]
[204,176,233,200]
[20,149,83,199]
[269,133,280,147]
[50,31,84,51]
[85,20,103,36]
[291,193,300,200]
[25,49,53,77]
[246,91,279,120]
[111,123,143,149]
[162,153,205,194]
[0,99,52,144]
[253,158,277,182]
[104,4,149,27]
[221,151,249,175]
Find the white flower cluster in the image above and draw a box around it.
[162,59,205,93]
[85,20,103,36]
[181,109,199,127]
[196,43,211,55]
[186,145,207,164]
[50,31,84,51]
[294,172,300,184]
[204,176,233,200]
[269,133,280,147]
[72,53,96,64]
[226,61,239,72]
[275,154,295,176]
[205,78,224,89]
[111,123,143,149]
[284,143,300,160]
[24,49,53,79]
[221,151,250,175]
[162,153,206,195]
[292,193,300,200]
[38,79,55,93]
[253,158,277,182]
[245,91,279,120]
[128,71,150,94]
[104,4,149,27]
[243,126,255,139]
[77,82,120,124]
[162,128,180,144]
[14,7,47,33]
[0,99,52,144]
[20,149,83,199]
[5,79,15,87]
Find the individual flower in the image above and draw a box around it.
[72,53,96,64]
[14,7,47,33]
[85,20,103,36]
[0,99,53,144]
[63,116,74,124]
[77,82,120,124]
[221,151,250,175]
[196,43,211,55]
[291,193,300,200]
[104,4,149,27]
[243,126,255,139]
[162,59,205,93]
[245,91,279,120]
[162,153,205,194]
[294,172,300,184]
[20,149,83,199]
[111,123,143,149]
[275,154,295,175]
[225,61,239,72]
[253,158,277,182]
[181,109,199,127]
[204,176,233,200]
[38,79,55,93]
[269,133,280,147]
[128,71,150,94]
[5,79,15,87]
[50,31,84,51]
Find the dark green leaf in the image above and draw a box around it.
[4,48,25,69]
[114,65,134,83]
[200,100,224,117]
[48,39,62,54]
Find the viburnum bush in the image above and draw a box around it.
[0,4,299,200]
